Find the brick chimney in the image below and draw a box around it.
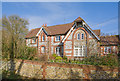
[42,24,44,27]
[45,24,47,27]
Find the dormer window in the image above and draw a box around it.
[56,36,60,41]
[81,33,84,39]
[77,33,80,40]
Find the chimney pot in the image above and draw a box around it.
[42,24,44,27]
[45,24,47,27]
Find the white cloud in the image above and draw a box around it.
[27,16,51,30]
[26,3,80,30]
[89,17,118,29]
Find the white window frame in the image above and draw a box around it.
[105,47,107,53]
[107,47,111,53]
[32,38,36,43]
[56,47,60,55]
[42,35,45,41]
[81,33,84,40]
[41,46,45,53]
[113,46,116,53]
[27,39,31,44]
[104,47,111,54]
[56,36,60,41]
[77,33,80,40]
[74,46,85,57]
[101,48,103,55]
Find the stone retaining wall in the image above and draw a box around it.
[4,59,119,79]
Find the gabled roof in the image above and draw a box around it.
[25,17,100,40]
[25,28,41,38]
[74,16,84,22]
[100,35,120,46]
[44,22,74,35]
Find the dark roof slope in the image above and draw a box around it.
[100,35,120,46]
[25,28,41,38]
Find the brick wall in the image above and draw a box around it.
[4,59,119,79]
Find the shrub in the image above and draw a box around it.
[83,54,118,67]
[38,54,48,62]
[55,56,62,60]
[63,56,67,61]
[52,54,57,58]
[17,46,37,60]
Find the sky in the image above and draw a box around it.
[2,2,118,35]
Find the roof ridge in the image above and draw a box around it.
[47,22,73,28]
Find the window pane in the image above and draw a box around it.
[56,47,60,55]
[56,36,60,41]
[105,47,107,53]
[32,38,36,43]
[75,49,78,56]
[77,33,80,40]
[58,36,60,40]
[79,49,82,56]
[81,33,84,39]
[28,39,30,44]
[107,47,111,53]
[42,36,45,41]
[41,46,45,53]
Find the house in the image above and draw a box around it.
[25,17,120,59]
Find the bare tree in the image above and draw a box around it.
[2,15,29,72]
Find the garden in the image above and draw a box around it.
[48,53,119,67]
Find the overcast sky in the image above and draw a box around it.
[2,2,118,35]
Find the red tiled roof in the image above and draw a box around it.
[25,17,100,38]
[100,35,120,46]
[44,22,74,35]
[25,28,41,38]
[93,29,100,37]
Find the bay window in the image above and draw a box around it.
[74,46,86,57]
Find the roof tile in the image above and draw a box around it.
[100,35,120,45]
[25,28,41,38]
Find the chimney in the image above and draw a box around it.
[45,24,47,27]
[42,24,44,27]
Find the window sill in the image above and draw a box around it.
[55,40,60,42]
[31,42,36,44]
[74,55,85,57]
